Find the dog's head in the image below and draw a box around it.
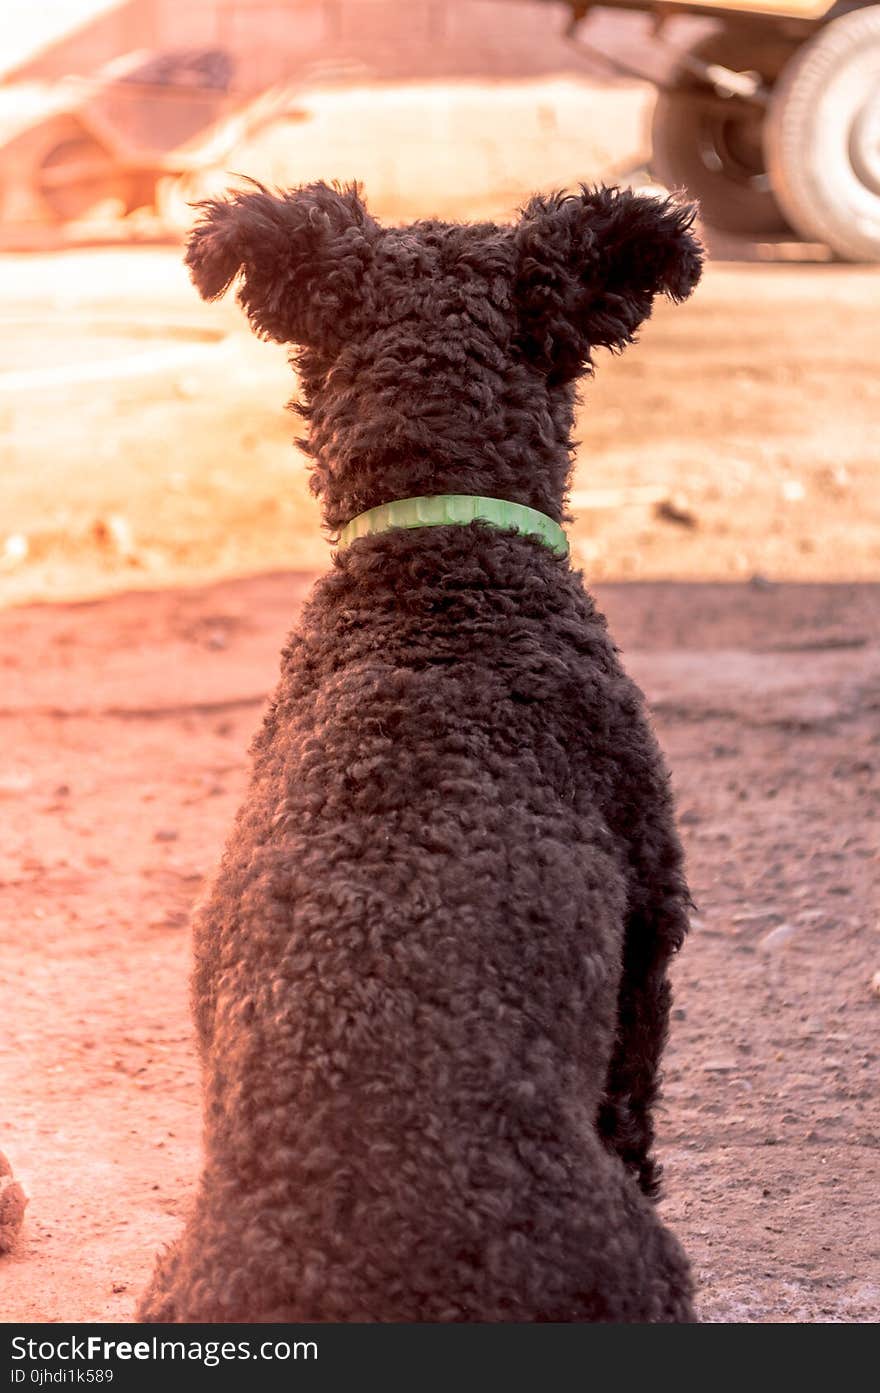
[187,180,702,531]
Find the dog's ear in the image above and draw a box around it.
[513,185,703,382]
[185,180,378,349]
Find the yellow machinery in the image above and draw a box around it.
[562,0,880,260]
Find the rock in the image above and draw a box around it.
[0,770,33,796]
[1,534,29,570]
[654,495,697,528]
[733,908,781,925]
[148,910,189,930]
[92,515,135,559]
[153,828,179,843]
[0,1152,27,1253]
[759,923,799,951]
[870,970,880,999]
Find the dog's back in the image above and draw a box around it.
[138,182,701,1323]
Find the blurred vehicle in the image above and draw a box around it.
[0,48,305,234]
[559,0,880,260]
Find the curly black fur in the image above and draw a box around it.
[138,181,703,1323]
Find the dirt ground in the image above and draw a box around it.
[0,574,877,1324]
[2,251,878,608]
[0,246,878,1324]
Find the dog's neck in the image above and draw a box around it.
[294,357,578,536]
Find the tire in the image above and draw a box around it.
[651,30,797,237]
[765,6,880,262]
[37,133,131,221]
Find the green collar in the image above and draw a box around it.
[338,494,569,557]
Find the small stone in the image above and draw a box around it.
[781,479,805,502]
[153,828,179,843]
[148,910,189,930]
[1,534,29,569]
[870,970,880,999]
[0,770,33,796]
[92,515,135,558]
[654,495,697,528]
[712,744,739,759]
[0,1152,27,1253]
[759,922,799,951]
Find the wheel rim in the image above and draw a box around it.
[696,100,773,196]
[850,91,880,198]
[38,135,131,222]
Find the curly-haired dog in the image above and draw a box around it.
[138,181,702,1323]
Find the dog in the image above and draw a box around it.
[137,180,702,1322]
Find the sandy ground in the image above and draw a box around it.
[1,252,878,605]
[0,575,877,1323]
[0,241,878,1323]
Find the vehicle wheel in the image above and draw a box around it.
[651,30,797,237]
[765,6,880,261]
[37,133,130,221]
